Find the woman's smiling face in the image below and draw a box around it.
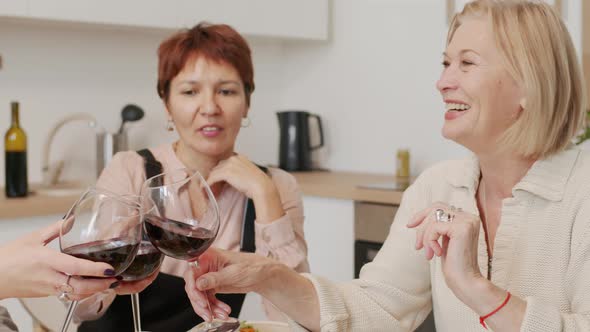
[436,17,524,154]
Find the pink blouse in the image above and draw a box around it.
[74,144,309,321]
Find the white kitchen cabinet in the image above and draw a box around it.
[0,0,27,16]
[5,0,329,41]
[303,196,355,282]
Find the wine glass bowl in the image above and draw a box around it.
[59,187,143,275]
[143,215,216,261]
[120,240,164,281]
[141,168,220,261]
[58,187,143,332]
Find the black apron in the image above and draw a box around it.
[79,149,264,332]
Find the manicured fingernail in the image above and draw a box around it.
[197,278,208,289]
[104,269,115,276]
[214,309,227,319]
[109,282,120,289]
[116,276,124,281]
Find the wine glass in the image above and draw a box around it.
[116,194,165,332]
[141,168,238,332]
[120,238,164,332]
[58,187,143,332]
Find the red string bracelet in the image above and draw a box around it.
[479,291,511,330]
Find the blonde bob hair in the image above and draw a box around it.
[448,0,586,159]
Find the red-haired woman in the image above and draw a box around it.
[74,23,309,332]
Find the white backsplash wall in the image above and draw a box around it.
[0,1,478,189]
[0,20,284,186]
[0,0,585,188]
[274,0,470,175]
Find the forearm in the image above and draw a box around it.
[253,182,284,224]
[258,263,320,331]
[460,279,526,332]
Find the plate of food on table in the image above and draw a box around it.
[188,320,290,332]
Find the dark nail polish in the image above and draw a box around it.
[104,269,115,276]
[116,276,124,281]
[109,282,120,289]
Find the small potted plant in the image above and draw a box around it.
[576,109,590,145]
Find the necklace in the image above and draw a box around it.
[480,180,493,280]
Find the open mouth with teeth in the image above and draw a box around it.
[445,103,471,112]
[199,125,223,137]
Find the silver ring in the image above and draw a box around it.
[435,209,454,223]
[56,275,74,302]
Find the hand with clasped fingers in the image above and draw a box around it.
[407,202,526,331]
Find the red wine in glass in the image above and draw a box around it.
[63,238,140,275]
[120,241,164,281]
[143,214,215,261]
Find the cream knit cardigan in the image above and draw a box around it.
[289,148,590,331]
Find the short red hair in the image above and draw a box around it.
[157,22,255,105]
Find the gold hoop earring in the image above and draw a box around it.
[166,119,174,132]
[241,117,251,128]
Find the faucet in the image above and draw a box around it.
[41,113,98,186]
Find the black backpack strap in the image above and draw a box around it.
[137,149,163,181]
[240,165,268,253]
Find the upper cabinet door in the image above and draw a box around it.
[0,0,28,16]
[26,0,329,40]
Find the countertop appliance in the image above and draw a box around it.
[277,110,324,171]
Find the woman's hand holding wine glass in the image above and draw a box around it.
[0,220,118,301]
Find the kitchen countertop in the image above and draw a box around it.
[0,191,79,219]
[291,171,405,205]
[1,171,405,219]
[0,182,87,219]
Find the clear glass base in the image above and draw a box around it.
[191,317,240,332]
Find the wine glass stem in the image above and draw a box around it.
[190,261,215,325]
[60,300,79,332]
[131,293,142,332]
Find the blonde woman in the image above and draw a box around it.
[185,1,590,331]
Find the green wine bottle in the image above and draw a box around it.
[4,101,28,197]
